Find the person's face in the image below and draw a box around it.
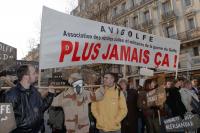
[192,79,198,87]
[27,66,38,84]
[150,81,157,89]
[103,74,114,87]
[176,80,183,88]
[166,81,172,88]
[119,81,127,91]
[180,80,184,88]
[185,83,192,89]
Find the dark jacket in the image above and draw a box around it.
[192,87,200,99]
[165,87,187,117]
[121,88,138,133]
[48,106,65,131]
[5,83,54,133]
[0,90,5,102]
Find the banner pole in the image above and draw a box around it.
[158,110,161,125]
[175,54,179,80]
[1,85,100,90]
[123,64,126,78]
[175,69,178,80]
[38,69,41,88]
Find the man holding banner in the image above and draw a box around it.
[91,73,127,133]
[5,65,55,133]
[51,72,105,133]
[38,6,181,133]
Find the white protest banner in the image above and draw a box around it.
[40,6,180,71]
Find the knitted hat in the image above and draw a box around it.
[68,73,82,85]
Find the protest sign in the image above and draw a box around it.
[146,87,166,107]
[140,68,154,76]
[0,103,16,133]
[137,86,166,108]
[164,113,200,132]
[146,89,157,107]
[191,97,200,115]
[0,42,17,72]
[40,7,180,71]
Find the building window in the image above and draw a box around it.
[144,10,150,22]
[127,66,132,74]
[121,2,126,12]
[148,29,153,34]
[124,20,128,27]
[133,16,138,25]
[85,0,89,7]
[162,1,171,13]
[113,7,117,16]
[80,1,85,10]
[80,4,83,10]
[193,47,199,56]
[165,25,175,38]
[87,0,93,4]
[188,18,195,30]
[178,62,181,68]
[132,0,135,6]
[185,0,191,6]
[111,65,121,73]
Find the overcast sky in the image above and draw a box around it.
[0,0,78,59]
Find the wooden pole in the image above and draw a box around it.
[158,110,161,126]
[1,85,101,90]
[175,54,179,79]
[175,69,178,80]
[123,64,126,78]
[38,69,41,88]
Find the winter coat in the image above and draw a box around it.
[91,85,127,132]
[51,87,104,133]
[5,83,54,133]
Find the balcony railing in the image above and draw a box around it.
[161,10,177,21]
[178,27,200,41]
[140,0,151,5]
[113,9,127,18]
[110,0,118,3]
[132,24,141,30]
[166,27,200,42]
[140,19,154,29]
[192,56,200,65]
[179,55,200,70]
[75,0,109,18]
[112,0,152,19]
[167,34,178,39]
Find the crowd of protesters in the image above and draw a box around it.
[0,65,200,133]
[47,75,200,133]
